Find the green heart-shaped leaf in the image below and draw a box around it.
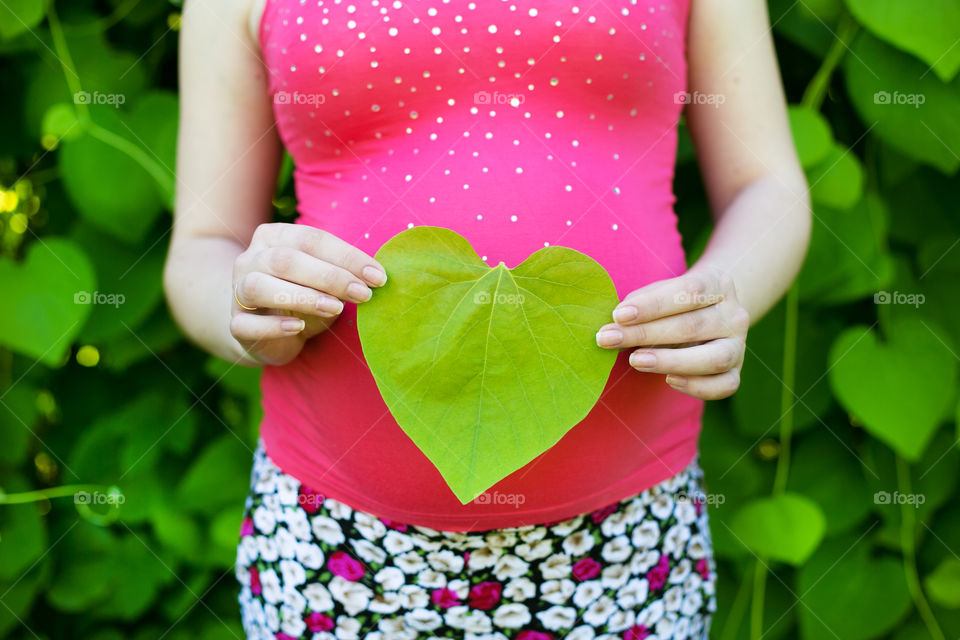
[828,318,957,461]
[788,105,833,169]
[357,226,619,504]
[0,237,96,366]
[925,557,960,609]
[729,492,826,565]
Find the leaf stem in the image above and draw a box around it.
[801,12,859,111]
[895,455,945,640]
[0,484,112,504]
[750,557,767,639]
[772,282,798,495]
[720,563,754,640]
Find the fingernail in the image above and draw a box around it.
[631,352,656,368]
[347,282,373,302]
[666,375,687,388]
[596,329,623,346]
[363,266,387,287]
[316,296,344,315]
[613,305,638,323]
[282,318,305,333]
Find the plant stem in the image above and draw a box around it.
[0,484,112,504]
[801,12,859,111]
[896,455,945,640]
[772,282,799,495]
[750,557,767,639]
[720,562,754,640]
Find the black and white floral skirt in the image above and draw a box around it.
[235,440,718,640]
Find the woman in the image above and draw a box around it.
[164,0,809,637]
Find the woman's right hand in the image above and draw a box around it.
[230,222,387,366]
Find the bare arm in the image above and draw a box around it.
[596,0,811,400]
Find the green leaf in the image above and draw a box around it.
[0,487,47,581]
[828,319,957,460]
[845,0,960,82]
[788,105,833,169]
[357,226,620,504]
[728,493,826,565]
[176,435,253,513]
[845,32,960,174]
[799,532,912,639]
[0,383,37,465]
[926,557,960,608]
[41,102,81,141]
[0,237,96,366]
[0,0,46,40]
[807,143,864,209]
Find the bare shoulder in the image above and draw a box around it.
[181,0,265,52]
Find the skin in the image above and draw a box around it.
[165,0,810,401]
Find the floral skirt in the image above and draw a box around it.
[235,440,718,640]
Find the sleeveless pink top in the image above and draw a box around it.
[257,0,702,531]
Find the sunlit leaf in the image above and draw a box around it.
[729,493,826,565]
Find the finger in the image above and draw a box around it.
[255,246,374,303]
[252,223,387,287]
[597,304,732,348]
[230,311,307,342]
[236,271,345,317]
[628,337,744,375]
[612,270,724,325]
[665,368,741,401]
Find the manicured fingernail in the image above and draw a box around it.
[596,329,623,346]
[316,296,344,315]
[631,352,656,368]
[363,266,387,287]
[282,318,305,333]
[347,282,372,302]
[666,375,687,388]
[613,305,638,323]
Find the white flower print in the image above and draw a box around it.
[311,515,345,546]
[368,591,403,614]
[599,510,628,537]
[375,566,406,591]
[405,607,444,631]
[566,624,597,640]
[683,572,703,594]
[601,535,632,563]
[285,508,312,541]
[685,533,708,559]
[663,523,692,559]
[470,633,509,640]
[632,519,661,549]
[492,554,529,580]
[674,615,691,638]
[274,475,300,506]
[650,493,674,520]
[274,526,297,559]
[262,493,281,515]
[312,633,337,640]
[384,530,415,554]
[605,607,635,632]
[257,534,280,563]
[295,540,324,570]
[260,568,282,604]
[281,584,306,613]
[280,603,307,636]
[416,569,447,588]
[377,616,405,635]
[540,553,572,579]
[464,610,493,633]
[573,580,604,608]
[302,582,333,611]
[329,576,373,615]
[622,500,644,525]
[485,531,517,548]
[253,505,276,535]
[601,563,630,589]
[354,511,387,541]
[550,515,585,536]
[669,557,692,584]
[631,548,661,574]
[443,605,470,629]
[448,578,470,599]
[675,499,697,525]
[492,603,531,628]
[503,576,537,601]
[562,530,595,556]
[264,602,280,632]
[398,584,429,609]
[411,529,443,551]
[536,604,577,630]
[663,585,684,612]
[279,559,306,587]
[518,526,548,543]
[655,610,676,636]
[335,615,361,640]
[325,498,352,521]
[616,577,649,610]
[515,539,553,562]
[582,595,617,626]
[467,547,501,571]
[636,598,665,627]
[351,537,387,565]
[239,536,258,565]
[395,550,427,574]
[540,578,575,605]
[681,590,703,617]
[427,549,464,573]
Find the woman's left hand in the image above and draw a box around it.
[595,266,750,400]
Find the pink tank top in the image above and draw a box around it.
[257,0,702,531]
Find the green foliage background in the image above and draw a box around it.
[0,1,958,638]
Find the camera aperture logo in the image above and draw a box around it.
[874,490,924,508]
[873,91,925,108]
[74,91,126,108]
[75,290,125,308]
